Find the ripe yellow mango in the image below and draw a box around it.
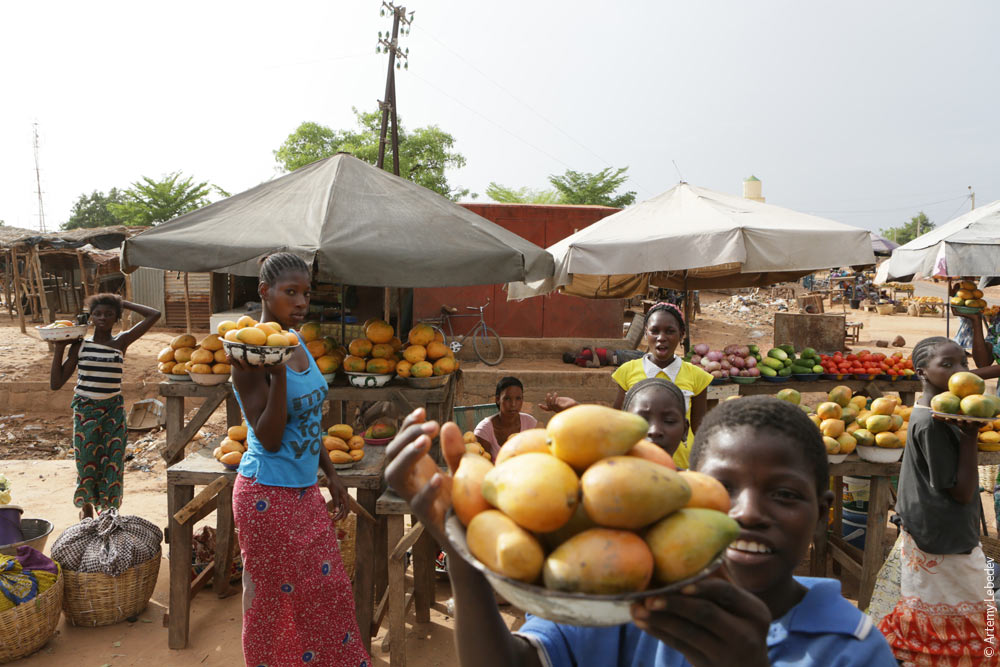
[493,428,550,466]
[466,510,544,583]
[644,508,740,584]
[546,405,649,471]
[542,528,654,594]
[482,453,579,533]
[581,456,690,530]
[328,424,353,440]
[865,415,893,434]
[170,334,196,350]
[453,453,494,526]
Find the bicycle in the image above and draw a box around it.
[419,298,504,366]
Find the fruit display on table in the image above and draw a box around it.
[462,430,493,461]
[976,419,1000,451]
[452,405,738,607]
[158,332,232,380]
[362,420,397,444]
[949,280,988,314]
[801,385,911,461]
[218,316,300,367]
[818,350,913,379]
[298,321,347,377]
[929,372,1000,429]
[397,323,459,380]
[686,343,760,381]
[324,423,366,466]
[214,424,249,469]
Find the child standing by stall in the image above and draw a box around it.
[49,294,160,518]
[875,336,995,665]
[229,252,368,666]
[610,302,712,468]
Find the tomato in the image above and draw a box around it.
[846,354,858,362]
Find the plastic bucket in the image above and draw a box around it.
[0,506,24,546]
[843,476,870,513]
[842,508,868,550]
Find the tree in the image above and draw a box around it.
[108,172,228,226]
[62,189,127,230]
[273,108,470,200]
[880,212,934,246]
[484,183,562,204]
[487,166,637,208]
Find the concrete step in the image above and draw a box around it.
[454,337,629,362]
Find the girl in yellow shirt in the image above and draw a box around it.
[611,302,712,468]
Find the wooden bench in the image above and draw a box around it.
[845,321,862,344]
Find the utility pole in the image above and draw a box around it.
[32,122,47,233]
[969,185,975,211]
[375,2,413,176]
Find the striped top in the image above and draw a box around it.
[74,340,124,400]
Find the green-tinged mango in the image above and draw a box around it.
[852,429,875,447]
[482,453,579,533]
[776,388,801,405]
[930,392,962,415]
[644,508,740,584]
[841,406,858,425]
[865,415,893,434]
[546,405,649,471]
[543,528,654,594]
[948,371,986,398]
[581,457,691,530]
[961,395,995,418]
[466,510,544,583]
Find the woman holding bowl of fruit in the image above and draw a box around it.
[49,293,161,518]
[227,252,368,667]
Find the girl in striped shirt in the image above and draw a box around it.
[50,293,160,518]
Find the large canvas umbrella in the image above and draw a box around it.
[874,200,1000,283]
[121,153,553,287]
[870,233,898,256]
[508,182,875,299]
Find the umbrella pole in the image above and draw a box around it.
[340,284,346,348]
[946,277,951,339]
[183,272,192,333]
[683,272,692,355]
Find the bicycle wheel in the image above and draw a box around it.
[473,325,504,366]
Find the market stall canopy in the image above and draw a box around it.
[870,233,898,256]
[507,182,876,299]
[874,200,1000,283]
[1,226,137,251]
[121,153,553,287]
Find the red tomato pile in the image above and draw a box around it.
[818,350,915,377]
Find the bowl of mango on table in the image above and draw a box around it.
[325,423,366,468]
[159,333,232,384]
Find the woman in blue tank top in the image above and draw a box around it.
[229,252,369,667]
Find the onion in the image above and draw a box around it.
[693,343,710,356]
[704,361,721,372]
[690,354,702,365]
[711,370,723,378]
[720,369,730,377]
[706,350,724,362]
[720,359,731,370]
[737,346,750,357]
[745,356,757,368]
[747,367,761,377]
[731,356,746,369]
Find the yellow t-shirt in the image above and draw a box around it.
[611,357,713,469]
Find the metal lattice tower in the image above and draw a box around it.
[32,122,47,233]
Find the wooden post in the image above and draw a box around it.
[10,249,25,333]
[75,249,88,299]
[383,287,391,323]
[183,272,192,333]
[682,272,692,355]
[31,247,51,322]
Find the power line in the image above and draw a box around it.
[808,194,969,215]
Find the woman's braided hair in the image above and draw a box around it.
[622,377,686,413]
[911,336,953,371]
[645,302,686,334]
[259,252,310,285]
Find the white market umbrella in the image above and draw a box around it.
[508,182,876,299]
[874,200,1000,283]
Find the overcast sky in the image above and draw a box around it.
[1,1,997,236]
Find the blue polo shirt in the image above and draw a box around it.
[516,577,896,667]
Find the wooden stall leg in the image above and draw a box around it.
[413,526,437,623]
[375,511,388,612]
[858,476,891,610]
[354,489,378,653]
[164,396,185,466]
[386,514,406,667]
[214,479,235,598]
[168,483,195,649]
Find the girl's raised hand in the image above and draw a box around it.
[384,408,466,544]
[630,579,771,667]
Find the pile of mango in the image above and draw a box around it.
[158,333,231,377]
[214,424,248,467]
[341,319,403,375]
[787,385,910,454]
[950,280,988,311]
[462,430,493,461]
[218,316,301,347]
[41,319,77,329]
[453,405,738,593]
[976,420,1000,451]
[397,323,458,378]
[324,424,365,464]
[363,421,397,440]
[931,372,1000,423]
[296,322,346,375]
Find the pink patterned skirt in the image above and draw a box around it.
[234,474,370,667]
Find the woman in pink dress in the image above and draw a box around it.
[474,377,537,459]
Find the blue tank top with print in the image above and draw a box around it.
[234,332,328,488]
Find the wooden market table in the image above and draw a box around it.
[706,378,921,409]
[811,451,1000,610]
[324,375,458,427]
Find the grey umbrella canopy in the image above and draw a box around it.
[121,153,553,287]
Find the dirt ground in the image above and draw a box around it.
[2,281,998,665]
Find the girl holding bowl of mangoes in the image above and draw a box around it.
[50,293,160,518]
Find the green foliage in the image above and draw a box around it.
[549,167,636,208]
[484,183,562,204]
[109,172,223,226]
[273,108,470,200]
[487,167,636,208]
[880,212,934,245]
[62,188,127,230]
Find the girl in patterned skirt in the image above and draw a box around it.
[50,293,161,518]
[229,253,369,667]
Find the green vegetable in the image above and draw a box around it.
[813,365,824,373]
[801,347,817,359]
[759,365,778,377]
[767,348,788,361]
[778,343,795,356]
[778,367,793,377]
[783,358,794,368]
[748,345,760,354]
[761,357,785,370]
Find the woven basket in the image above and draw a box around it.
[982,536,1000,563]
[335,514,357,583]
[0,569,63,663]
[980,465,999,492]
[62,550,161,627]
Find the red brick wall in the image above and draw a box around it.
[412,204,624,338]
